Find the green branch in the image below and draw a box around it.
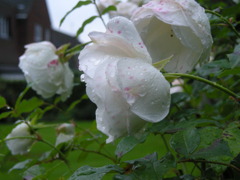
[76,146,117,163]
[93,0,106,28]
[164,73,239,100]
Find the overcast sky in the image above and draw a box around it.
[46,0,108,42]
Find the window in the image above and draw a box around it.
[34,24,42,42]
[0,17,10,39]
[45,29,51,40]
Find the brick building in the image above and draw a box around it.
[0,0,80,77]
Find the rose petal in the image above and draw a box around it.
[79,17,152,78]
[116,59,170,122]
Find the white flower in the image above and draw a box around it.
[131,0,213,73]
[111,2,138,19]
[55,123,75,147]
[79,17,170,143]
[170,79,184,94]
[98,0,138,19]
[19,41,74,101]
[6,122,34,155]
[97,0,118,14]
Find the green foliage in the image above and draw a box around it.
[76,16,98,37]
[115,133,148,158]
[0,96,6,108]
[59,0,92,27]
[170,127,200,156]
[101,5,117,15]
[69,165,123,180]
[1,0,240,179]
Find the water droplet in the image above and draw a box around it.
[80,74,85,82]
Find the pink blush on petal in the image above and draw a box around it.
[48,59,59,67]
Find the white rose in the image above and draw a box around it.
[6,122,34,155]
[97,0,118,14]
[110,2,138,19]
[55,123,75,147]
[79,17,170,143]
[170,79,184,94]
[131,0,213,73]
[19,41,74,101]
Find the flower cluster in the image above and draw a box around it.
[13,0,212,146]
[79,0,212,142]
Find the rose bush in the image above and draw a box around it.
[79,16,170,143]
[19,41,74,101]
[131,0,213,73]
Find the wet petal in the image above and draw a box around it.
[19,41,74,100]
[116,59,171,122]
[79,17,152,78]
[131,0,212,73]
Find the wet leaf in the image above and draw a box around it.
[170,127,200,156]
[69,165,123,180]
[115,133,148,158]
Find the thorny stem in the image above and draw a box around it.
[164,73,239,101]
[205,9,240,38]
[92,0,107,28]
[77,146,117,163]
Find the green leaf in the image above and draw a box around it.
[153,55,173,71]
[23,165,45,179]
[116,153,176,180]
[101,5,117,15]
[76,16,98,37]
[223,122,240,157]
[0,96,6,108]
[191,139,232,160]
[15,86,30,108]
[65,42,91,56]
[115,134,147,158]
[0,111,12,120]
[218,67,240,78]
[227,43,240,68]
[196,59,230,76]
[9,159,33,172]
[59,0,92,27]
[170,127,200,156]
[15,97,44,116]
[69,165,123,180]
[198,127,223,149]
[55,43,70,56]
[171,92,189,104]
